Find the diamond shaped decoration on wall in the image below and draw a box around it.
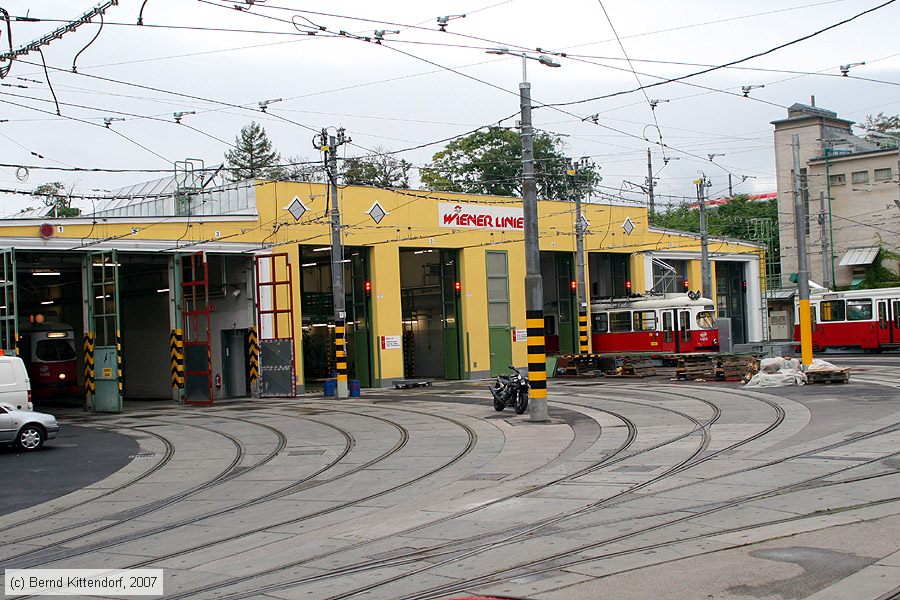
[287,196,308,221]
[367,201,388,224]
[622,216,635,236]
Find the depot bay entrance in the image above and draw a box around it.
[399,248,464,380]
[299,245,373,389]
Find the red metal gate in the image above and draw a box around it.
[182,252,214,405]
[255,253,296,397]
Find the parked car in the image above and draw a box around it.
[0,354,33,411]
[0,402,59,451]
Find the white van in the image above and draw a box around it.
[0,354,33,411]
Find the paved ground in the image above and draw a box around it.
[1,355,898,600]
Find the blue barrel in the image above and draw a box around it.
[323,379,337,397]
[349,380,361,397]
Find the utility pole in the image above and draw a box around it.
[646,148,655,223]
[694,175,712,299]
[520,73,549,422]
[315,127,351,398]
[568,157,594,354]
[792,134,813,366]
[728,173,733,197]
[486,47,560,423]
[819,191,831,289]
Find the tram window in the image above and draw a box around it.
[894,301,900,328]
[696,311,717,329]
[846,300,873,321]
[609,311,632,333]
[592,312,609,333]
[819,300,845,322]
[632,310,656,331]
[35,339,77,362]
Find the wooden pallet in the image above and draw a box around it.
[616,357,656,377]
[716,354,757,381]
[806,368,850,384]
[675,355,716,380]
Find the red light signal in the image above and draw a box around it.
[570,280,577,292]
[625,280,632,291]
[454,281,461,295]
[683,279,690,290]
[364,281,372,294]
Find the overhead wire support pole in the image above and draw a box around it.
[486,47,559,423]
[819,190,831,290]
[694,175,712,299]
[315,127,351,399]
[792,134,813,366]
[646,148,655,223]
[569,158,592,354]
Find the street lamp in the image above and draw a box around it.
[486,48,560,422]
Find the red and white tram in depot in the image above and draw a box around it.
[17,322,80,401]
[590,292,720,354]
[795,287,900,352]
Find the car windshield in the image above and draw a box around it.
[696,311,717,329]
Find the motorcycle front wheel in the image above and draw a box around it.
[514,389,529,415]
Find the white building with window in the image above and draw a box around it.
[772,102,900,289]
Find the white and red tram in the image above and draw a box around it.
[590,293,720,354]
[17,322,80,401]
[795,287,900,352]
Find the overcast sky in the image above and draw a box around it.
[1,0,899,217]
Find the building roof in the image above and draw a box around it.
[771,102,854,127]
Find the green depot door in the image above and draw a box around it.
[486,251,512,377]
[441,250,464,380]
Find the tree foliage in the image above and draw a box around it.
[224,122,283,181]
[653,194,780,267]
[863,112,900,134]
[420,127,598,199]
[343,147,412,188]
[862,248,900,289]
[32,181,80,217]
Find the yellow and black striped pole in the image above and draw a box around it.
[247,327,259,387]
[526,309,547,411]
[83,332,95,397]
[170,329,184,389]
[116,330,123,396]
[334,319,348,398]
[578,310,589,354]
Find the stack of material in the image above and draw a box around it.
[744,357,806,387]
[806,359,851,384]
[675,355,716,380]
[716,354,757,381]
[614,356,656,377]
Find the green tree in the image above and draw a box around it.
[224,122,284,181]
[654,194,780,269]
[421,127,597,199]
[863,112,900,134]
[33,181,80,217]
[282,155,326,183]
[343,147,412,188]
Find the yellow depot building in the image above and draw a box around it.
[0,178,764,411]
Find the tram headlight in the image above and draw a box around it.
[58,373,66,380]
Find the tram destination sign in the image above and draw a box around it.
[438,203,524,231]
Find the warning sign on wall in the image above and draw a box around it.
[380,335,402,349]
[512,329,527,342]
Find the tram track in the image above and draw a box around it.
[153,387,735,600]
[392,448,900,600]
[199,387,869,600]
[4,402,478,598]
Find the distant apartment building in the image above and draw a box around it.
[772,102,900,290]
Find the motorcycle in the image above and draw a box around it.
[490,366,529,415]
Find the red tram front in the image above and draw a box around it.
[590,293,719,354]
[17,322,80,401]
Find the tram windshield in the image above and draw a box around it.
[35,339,77,362]
[696,311,717,330]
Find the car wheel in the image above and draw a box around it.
[17,425,45,451]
